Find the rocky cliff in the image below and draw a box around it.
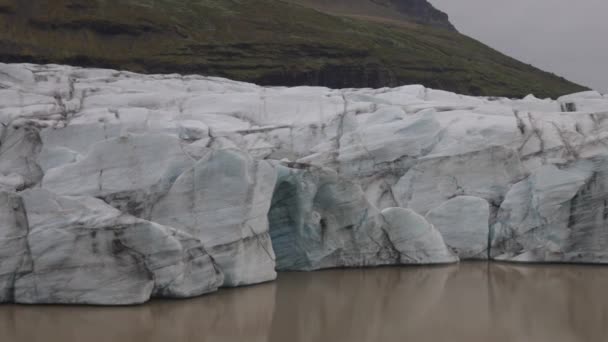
[1,63,607,304]
[390,0,455,30]
[287,0,456,30]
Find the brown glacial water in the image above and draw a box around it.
[2,262,608,342]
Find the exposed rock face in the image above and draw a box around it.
[390,0,456,30]
[0,63,607,304]
[287,0,456,31]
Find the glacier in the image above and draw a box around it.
[1,63,608,304]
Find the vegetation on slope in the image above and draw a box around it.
[285,0,456,31]
[0,0,587,97]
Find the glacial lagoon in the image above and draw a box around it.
[2,262,608,342]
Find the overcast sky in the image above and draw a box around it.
[429,0,608,93]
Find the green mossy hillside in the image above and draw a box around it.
[0,0,587,97]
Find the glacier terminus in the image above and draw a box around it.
[1,63,608,304]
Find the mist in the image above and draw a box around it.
[429,0,608,93]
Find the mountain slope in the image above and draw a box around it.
[285,0,456,31]
[0,0,587,97]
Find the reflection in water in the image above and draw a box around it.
[2,263,608,342]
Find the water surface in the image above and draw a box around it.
[2,263,608,342]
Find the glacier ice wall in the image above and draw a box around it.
[1,63,608,304]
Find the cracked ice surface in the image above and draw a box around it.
[1,63,608,304]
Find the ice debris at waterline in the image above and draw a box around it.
[0,63,607,304]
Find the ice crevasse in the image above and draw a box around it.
[1,63,608,304]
